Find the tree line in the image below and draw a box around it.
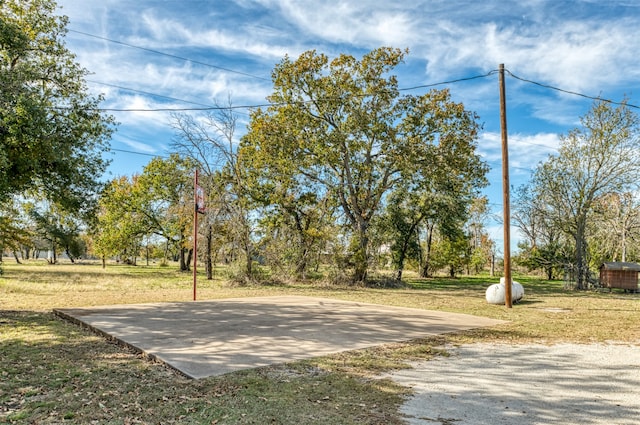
[75,47,493,284]
[0,0,492,282]
[3,1,639,287]
[513,100,640,289]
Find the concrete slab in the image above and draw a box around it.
[54,296,506,379]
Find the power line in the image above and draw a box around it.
[70,28,499,92]
[68,29,270,82]
[505,70,640,110]
[66,27,640,112]
[60,67,638,114]
[109,147,168,158]
[93,103,272,112]
[71,72,501,113]
[86,80,253,117]
[399,70,499,91]
[87,80,215,108]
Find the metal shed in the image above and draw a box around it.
[599,262,640,292]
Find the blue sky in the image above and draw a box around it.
[55,0,640,251]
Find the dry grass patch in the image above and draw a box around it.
[1,261,639,424]
[1,310,408,424]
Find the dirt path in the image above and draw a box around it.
[386,343,640,425]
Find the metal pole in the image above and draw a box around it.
[499,64,512,308]
[193,169,198,301]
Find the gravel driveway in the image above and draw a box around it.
[386,343,640,425]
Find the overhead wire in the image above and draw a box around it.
[99,70,489,156]
[71,71,500,113]
[74,61,636,161]
[399,70,499,91]
[68,29,271,82]
[91,103,272,112]
[71,68,637,114]
[87,80,215,108]
[109,148,168,158]
[50,30,640,224]
[505,70,640,110]
[65,30,639,113]
[69,28,638,111]
[86,80,255,118]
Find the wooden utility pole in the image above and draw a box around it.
[499,64,512,308]
[193,169,199,301]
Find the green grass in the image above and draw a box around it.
[1,260,639,424]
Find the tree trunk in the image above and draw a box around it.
[245,250,253,276]
[295,250,309,279]
[12,251,22,264]
[353,254,368,282]
[395,240,409,282]
[420,223,434,278]
[205,225,213,280]
[291,210,309,279]
[490,253,495,277]
[395,222,420,282]
[186,248,193,272]
[241,220,253,277]
[48,243,57,264]
[164,239,171,265]
[130,242,139,266]
[574,217,588,290]
[180,247,190,271]
[65,248,75,264]
[295,223,310,279]
[352,222,369,283]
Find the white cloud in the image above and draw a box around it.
[53,0,640,181]
[133,12,294,61]
[478,131,560,174]
[257,0,418,47]
[118,137,157,153]
[509,132,560,170]
[63,0,640,106]
[412,10,640,95]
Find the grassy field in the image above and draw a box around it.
[1,260,639,424]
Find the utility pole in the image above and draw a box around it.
[193,169,199,301]
[499,64,512,308]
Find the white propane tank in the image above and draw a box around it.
[485,278,524,304]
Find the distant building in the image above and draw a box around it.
[599,262,640,292]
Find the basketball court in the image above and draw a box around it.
[54,295,506,379]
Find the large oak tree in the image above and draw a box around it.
[0,0,114,214]
[242,47,485,282]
